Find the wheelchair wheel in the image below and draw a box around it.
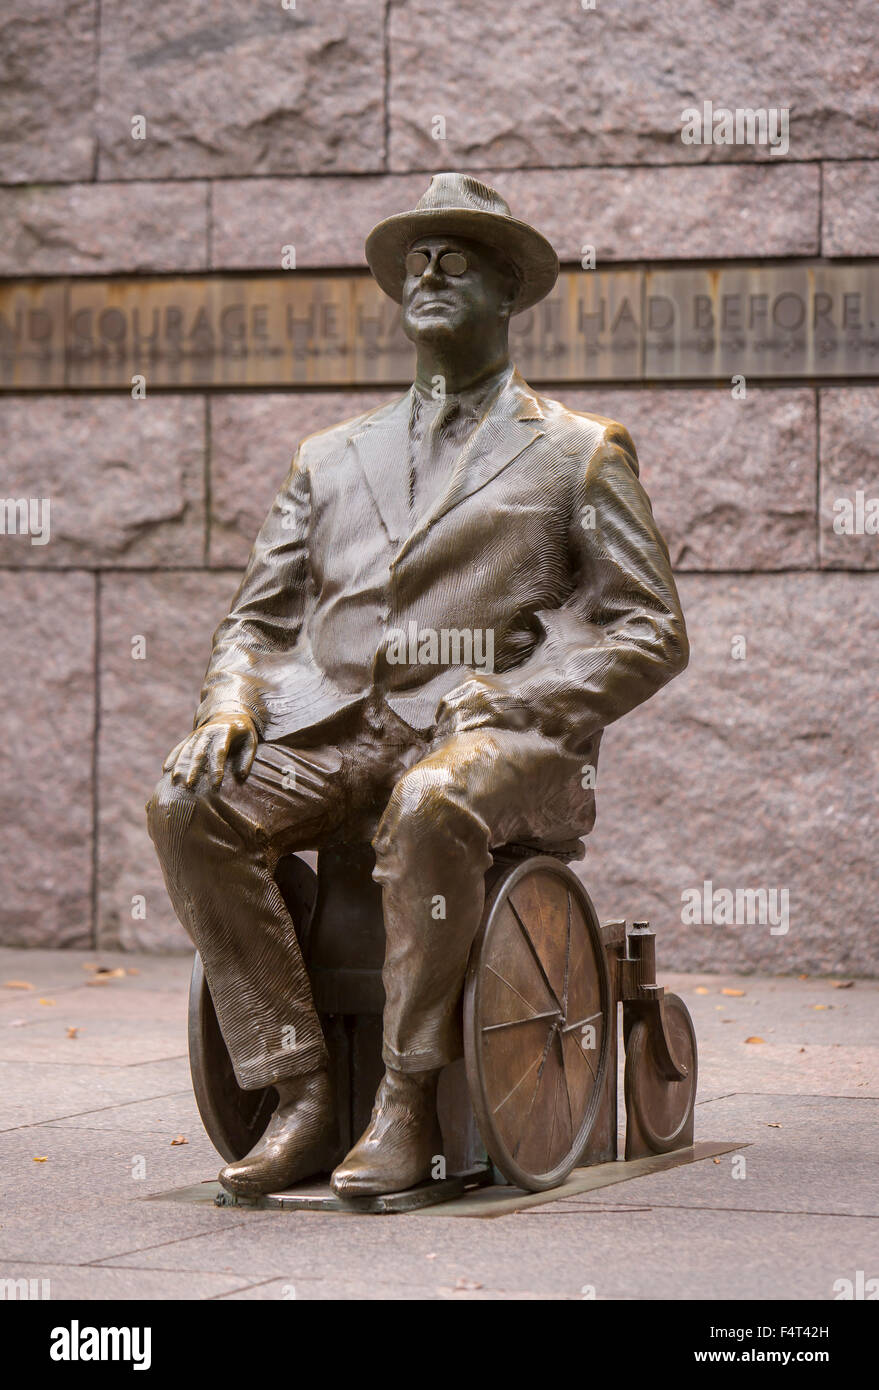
[624,993,698,1153]
[187,854,318,1163]
[187,953,277,1163]
[464,855,612,1192]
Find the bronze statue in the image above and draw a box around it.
[147,173,689,1199]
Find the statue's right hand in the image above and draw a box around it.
[163,712,258,789]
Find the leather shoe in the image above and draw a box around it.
[330,1068,442,1197]
[219,1069,338,1197]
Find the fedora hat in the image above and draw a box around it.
[365,172,559,315]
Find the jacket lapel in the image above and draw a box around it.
[349,370,546,560]
[392,370,545,565]
[347,391,413,545]
[424,370,545,529]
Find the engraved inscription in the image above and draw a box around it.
[1,265,877,389]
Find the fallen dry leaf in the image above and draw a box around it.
[813,1004,831,1011]
[66,1027,79,1039]
[712,1157,721,1164]
[126,968,140,976]
[33,1156,48,1163]
[4,980,33,990]
[744,1036,766,1044]
[96,967,127,979]
[767,1123,782,1129]
[454,1276,482,1290]
[722,988,745,997]
[38,998,55,1006]
[170,1135,188,1146]
[832,980,854,990]
[799,1047,806,1053]
[797,973,809,981]
[694,986,710,995]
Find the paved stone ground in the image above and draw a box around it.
[0,948,876,1301]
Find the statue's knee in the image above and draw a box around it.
[382,766,444,837]
[146,773,207,856]
[375,764,485,865]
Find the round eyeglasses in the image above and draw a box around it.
[405,250,468,278]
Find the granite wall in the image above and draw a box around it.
[1,2,876,974]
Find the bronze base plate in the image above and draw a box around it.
[434,1140,747,1218]
[211,1165,494,1213]
[153,1142,745,1217]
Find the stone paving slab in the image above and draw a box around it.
[667,974,879,1099]
[0,948,191,997]
[95,1206,877,1302]
[0,948,875,1301]
[555,1094,879,1219]
[0,1186,248,1268]
[1,1014,189,1069]
[0,1057,189,1132]
[218,1276,553,1301]
[0,952,194,1088]
[48,1092,201,1139]
[0,1261,257,1301]
[0,1117,217,1205]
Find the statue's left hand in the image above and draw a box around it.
[163,712,258,789]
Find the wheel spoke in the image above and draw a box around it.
[485,963,553,1020]
[482,1009,561,1033]
[490,1048,544,1118]
[559,1030,597,1134]
[545,1064,560,1171]
[566,1032,598,1084]
[562,891,572,1016]
[508,900,564,1012]
[565,901,602,1023]
[558,1028,575,1138]
[511,1023,556,1159]
[561,1010,602,1035]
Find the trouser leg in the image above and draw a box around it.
[373,727,588,1073]
[146,743,348,1090]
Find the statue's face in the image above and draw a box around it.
[401,234,517,345]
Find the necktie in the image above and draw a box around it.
[409,396,461,523]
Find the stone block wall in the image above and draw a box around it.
[1,2,876,974]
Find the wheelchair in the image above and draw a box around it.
[188,842,697,1196]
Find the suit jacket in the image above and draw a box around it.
[195,366,689,762]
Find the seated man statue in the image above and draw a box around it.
[147,173,689,1199]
